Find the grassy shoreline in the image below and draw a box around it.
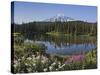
[12,32,21,36]
[46,32,71,36]
[46,31,94,37]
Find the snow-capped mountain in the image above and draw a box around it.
[44,14,76,22]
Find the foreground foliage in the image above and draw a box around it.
[12,35,97,73]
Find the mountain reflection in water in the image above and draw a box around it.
[24,34,97,56]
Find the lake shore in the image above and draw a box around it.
[46,31,94,37]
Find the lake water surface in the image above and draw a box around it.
[25,34,97,56]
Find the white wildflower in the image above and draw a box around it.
[58,62,61,65]
[36,52,39,55]
[36,55,40,60]
[62,64,65,67]
[59,64,65,69]
[14,64,17,68]
[18,58,21,61]
[27,68,31,72]
[22,56,25,59]
[25,63,28,66]
[27,57,32,60]
[33,63,36,66]
[41,60,45,64]
[43,68,47,72]
[42,56,48,60]
[51,62,56,66]
[49,66,53,71]
[32,55,35,58]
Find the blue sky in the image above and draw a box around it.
[12,1,97,24]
